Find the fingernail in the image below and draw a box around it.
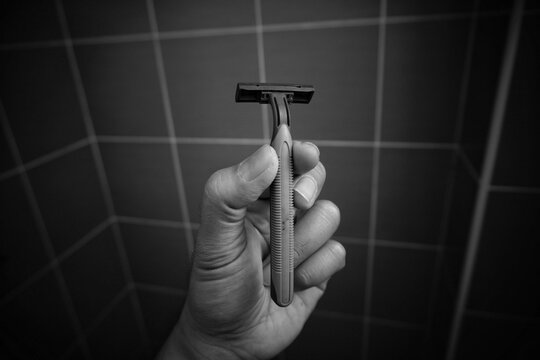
[238,145,273,181]
[295,175,317,204]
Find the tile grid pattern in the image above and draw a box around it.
[0,102,92,359]
[54,0,151,356]
[2,2,528,358]
[447,1,526,359]
[145,0,195,255]
[362,0,387,357]
[423,0,481,345]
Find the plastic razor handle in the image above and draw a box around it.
[235,83,315,307]
[270,123,294,306]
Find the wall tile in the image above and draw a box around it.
[87,294,146,360]
[265,27,378,141]
[121,224,190,290]
[62,0,150,38]
[138,289,185,356]
[27,146,108,254]
[0,48,87,162]
[444,155,478,249]
[177,144,259,223]
[285,314,363,359]
[371,247,437,324]
[0,131,15,173]
[262,0,379,24]
[60,226,126,330]
[317,242,366,315]
[75,41,168,136]
[0,175,49,297]
[0,0,62,44]
[468,192,540,316]
[100,143,183,221]
[154,0,254,31]
[457,315,540,359]
[493,15,540,188]
[368,323,424,360]
[161,35,262,138]
[319,147,372,238]
[387,0,473,16]
[0,271,77,358]
[382,19,468,142]
[377,149,453,244]
[460,15,509,172]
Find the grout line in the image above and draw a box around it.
[254,0,270,140]
[56,217,114,263]
[135,283,187,297]
[72,33,153,46]
[0,137,460,184]
[146,0,194,258]
[446,1,524,359]
[159,25,257,40]
[490,185,540,194]
[176,137,267,146]
[0,217,114,307]
[55,1,151,356]
[0,98,92,359]
[117,215,199,229]
[375,239,443,252]
[1,10,517,52]
[362,1,387,358]
[424,0,481,347]
[464,309,540,323]
[457,146,480,182]
[83,285,131,336]
[97,135,171,144]
[25,137,90,171]
[367,316,425,330]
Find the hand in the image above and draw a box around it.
[158,142,345,359]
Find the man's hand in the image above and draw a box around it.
[158,142,345,359]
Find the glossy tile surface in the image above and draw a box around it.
[0,175,48,297]
[493,15,540,188]
[0,48,87,162]
[61,226,126,330]
[27,146,108,254]
[265,27,378,141]
[154,0,254,31]
[161,35,262,138]
[468,192,540,316]
[100,143,183,221]
[377,149,453,244]
[262,0,379,24]
[382,19,468,142]
[0,271,77,358]
[318,146,372,238]
[63,0,150,38]
[75,41,168,136]
[121,224,191,290]
[371,246,437,324]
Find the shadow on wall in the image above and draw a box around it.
[1,0,539,359]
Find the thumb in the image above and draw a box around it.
[195,145,278,267]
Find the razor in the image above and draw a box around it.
[235,83,315,307]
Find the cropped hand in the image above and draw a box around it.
[158,142,345,359]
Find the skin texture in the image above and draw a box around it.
[158,142,345,360]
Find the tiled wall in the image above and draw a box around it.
[1,1,536,359]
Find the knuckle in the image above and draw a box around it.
[315,200,341,227]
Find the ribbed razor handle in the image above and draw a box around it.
[270,124,294,307]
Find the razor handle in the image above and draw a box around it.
[235,83,315,307]
[270,123,294,307]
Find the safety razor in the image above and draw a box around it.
[235,83,315,307]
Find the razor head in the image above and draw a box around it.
[235,83,314,104]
